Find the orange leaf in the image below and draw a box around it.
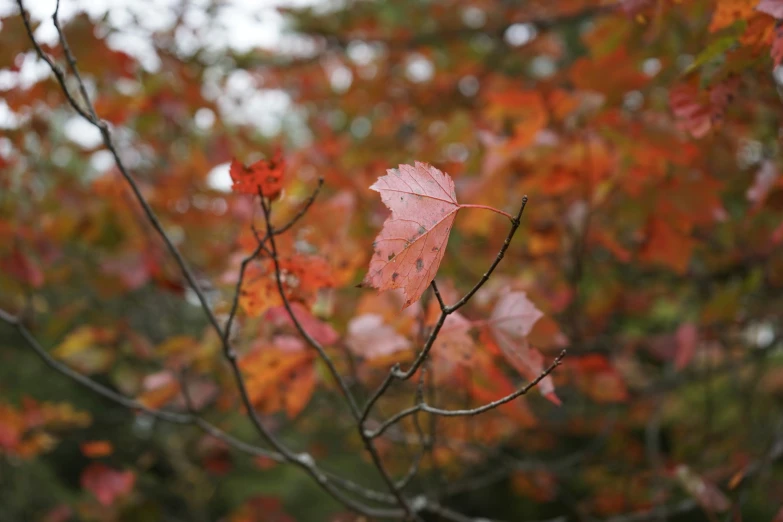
[240,347,316,418]
[638,217,696,273]
[138,372,181,409]
[80,440,114,458]
[229,148,285,198]
[709,0,757,32]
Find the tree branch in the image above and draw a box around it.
[368,350,565,439]
[259,197,421,520]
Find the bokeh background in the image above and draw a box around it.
[2,0,783,521]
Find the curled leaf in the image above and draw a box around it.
[489,291,560,405]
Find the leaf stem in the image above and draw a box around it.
[459,204,514,221]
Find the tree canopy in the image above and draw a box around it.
[1,0,783,521]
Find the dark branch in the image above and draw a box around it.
[368,350,565,439]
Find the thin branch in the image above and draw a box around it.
[259,198,420,520]
[52,0,98,122]
[272,177,324,235]
[16,5,94,122]
[0,308,406,516]
[446,196,528,313]
[431,280,446,311]
[2,310,189,424]
[361,196,529,431]
[401,196,529,379]
[395,365,428,490]
[459,203,514,221]
[259,198,360,418]
[223,241,265,340]
[368,350,565,439]
[13,5,407,518]
[16,0,226,358]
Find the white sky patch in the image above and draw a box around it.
[89,149,115,172]
[504,23,536,47]
[207,161,233,193]
[405,54,433,83]
[0,100,20,129]
[1,0,321,154]
[63,117,102,148]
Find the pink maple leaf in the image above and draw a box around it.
[363,162,460,308]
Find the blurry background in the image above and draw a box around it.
[1,0,783,521]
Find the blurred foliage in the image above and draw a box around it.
[2,0,783,520]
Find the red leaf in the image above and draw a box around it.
[670,85,711,138]
[80,463,135,507]
[758,0,783,19]
[675,323,699,370]
[1,246,44,288]
[363,162,460,308]
[229,148,285,198]
[489,292,560,404]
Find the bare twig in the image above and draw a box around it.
[368,350,565,439]
[258,197,360,417]
[259,198,421,520]
[223,242,266,340]
[2,310,188,424]
[446,196,528,314]
[13,3,407,518]
[272,177,324,235]
[0,308,405,517]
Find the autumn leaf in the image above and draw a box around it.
[229,148,285,198]
[0,403,24,453]
[669,85,711,138]
[572,354,629,403]
[746,160,779,205]
[265,303,339,346]
[138,372,181,409]
[675,323,698,371]
[240,255,334,317]
[52,326,117,375]
[80,440,114,458]
[1,246,44,288]
[709,0,757,32]
[240,346,316,418]
[430,311,476,378]
[80,463,136,507]
[363,162,460,308]
[488,291,560,405]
